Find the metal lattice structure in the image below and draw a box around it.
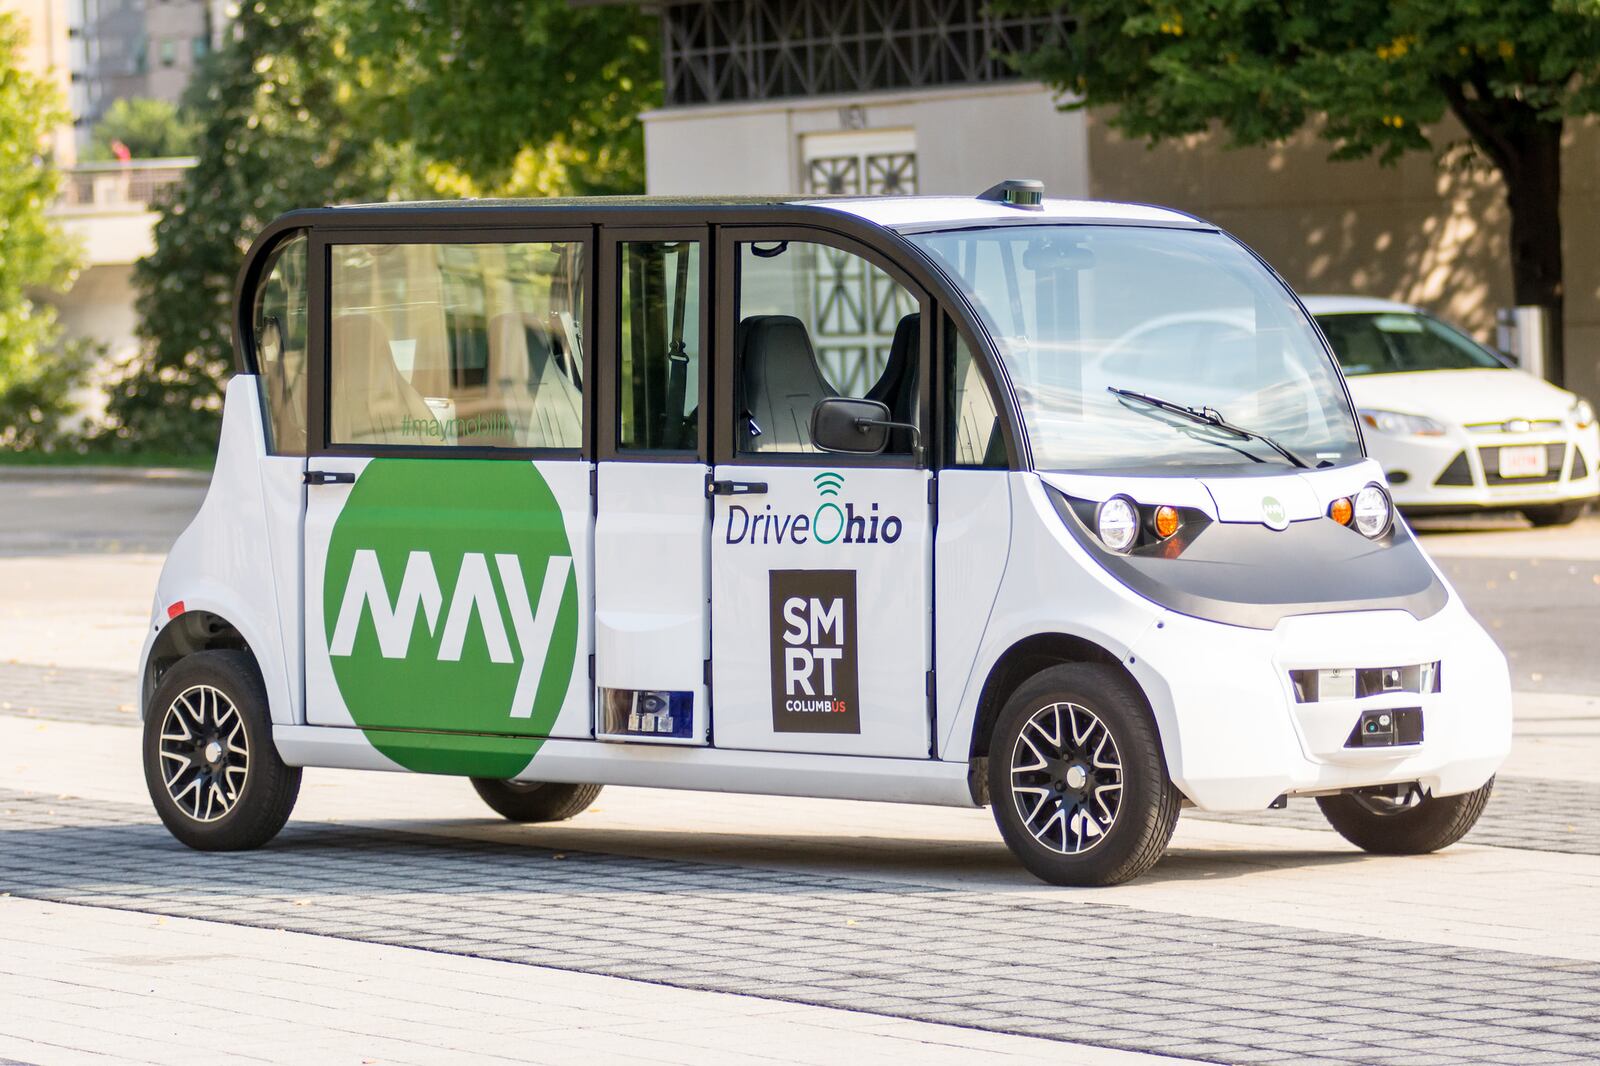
[660,0,1073,107]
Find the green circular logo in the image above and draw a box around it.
[1261,495,1289,531]
[323,460,579,777]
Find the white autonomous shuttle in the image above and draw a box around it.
[139,182,1511,885]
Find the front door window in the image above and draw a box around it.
[733,239,920,454]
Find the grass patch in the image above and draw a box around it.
[0,450,213,471]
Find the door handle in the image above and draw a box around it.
[706,479,768,498]
[304,470,357,486]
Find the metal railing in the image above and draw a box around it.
[56,158,196,211]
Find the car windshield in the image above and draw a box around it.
[909,224,1361,472]
[1315,311,1506,375]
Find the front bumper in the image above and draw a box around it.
[1127,596,1511,811]
[1367,423,1599,510]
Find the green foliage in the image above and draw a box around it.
[87,97,199,161]
[85,97,201,160]
[1001,0,1600,164]
[337,0,659,193]
[0,11,91,451]
[107,0,660,453]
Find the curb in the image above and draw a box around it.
[0,465,210,486]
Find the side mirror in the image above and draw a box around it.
[811,397,892,455]
[810,397,922,457]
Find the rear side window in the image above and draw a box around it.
[253,233,309,455]
[619,240,701,451]
[328,241,585,449]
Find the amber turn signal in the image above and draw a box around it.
[1153,505,1182,540]
[1329,497,1354,526]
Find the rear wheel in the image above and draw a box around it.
[1316,779,1492,854]
[142,650,301,851]
[470,778,602,823]
[988,664,1180,887]
[1523,501,1587,527]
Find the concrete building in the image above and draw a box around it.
[67,0,223,140]
[642,1,1600,406]
[3,0,201,427]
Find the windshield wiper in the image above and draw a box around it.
[1107,387,1311,469]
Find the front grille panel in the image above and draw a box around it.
[1480,443,1566,485]
[1433,450,1474,487]
[1466,418,1562,434]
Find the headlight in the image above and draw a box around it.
[1353,483,1393,539]
[1095,496,1139,553]
[1359,408,1447,437]
[1573,397,1595,429]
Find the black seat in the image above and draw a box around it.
[867,313,920,450]
[738,315,836,453]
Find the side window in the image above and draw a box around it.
[947,324,1006,468]
[619,240,701,451]
[734,239,919,455]
[253,232,308,455]
[328,241,585,450]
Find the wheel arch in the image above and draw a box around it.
[142,609,257,720]
[967,633,1149,764]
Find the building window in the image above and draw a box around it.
[192,36,208,59]
[158,38,177,67]
[802,130,917,197]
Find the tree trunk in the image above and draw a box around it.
[1501,121,1565,386]
[1442,84,1565,384]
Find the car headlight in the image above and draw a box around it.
[1353,483,1393,539]
[1359,408,1447,437]
[1573,397,1595,429]
[1095,496,1139,553]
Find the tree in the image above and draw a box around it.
[0,12,90,450]
[106,0,659,452]
[85,97,200,160]
[1003,0,1600,386]
[103,0,393,452]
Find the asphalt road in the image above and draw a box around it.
[1409,510,1600,695]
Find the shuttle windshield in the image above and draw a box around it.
[911,225,1362,473]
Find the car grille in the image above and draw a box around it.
[1433,451,1474,487]
[1480,443,1567,485]
[1466,418,1562,434]
[1575,449,1590,481]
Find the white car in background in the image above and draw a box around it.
[1304,296,1599,526]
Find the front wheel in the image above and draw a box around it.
[142,650,301,851]
[1523,501,1587,527]
[988,664,1180,887]
[1316,779,1493,854]
[470,778,602,823]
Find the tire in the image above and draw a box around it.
[1523,501,1587,527]
[1316,779,1493,855]
[988,663,1180,887]
[142,650,301,851]
[470,778,603,823]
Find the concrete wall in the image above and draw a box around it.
[1086,113,1600,406]
[644,82,1089,199]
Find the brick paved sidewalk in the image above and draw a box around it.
[3,897,1165,1066]
[3,788,1598,1066]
